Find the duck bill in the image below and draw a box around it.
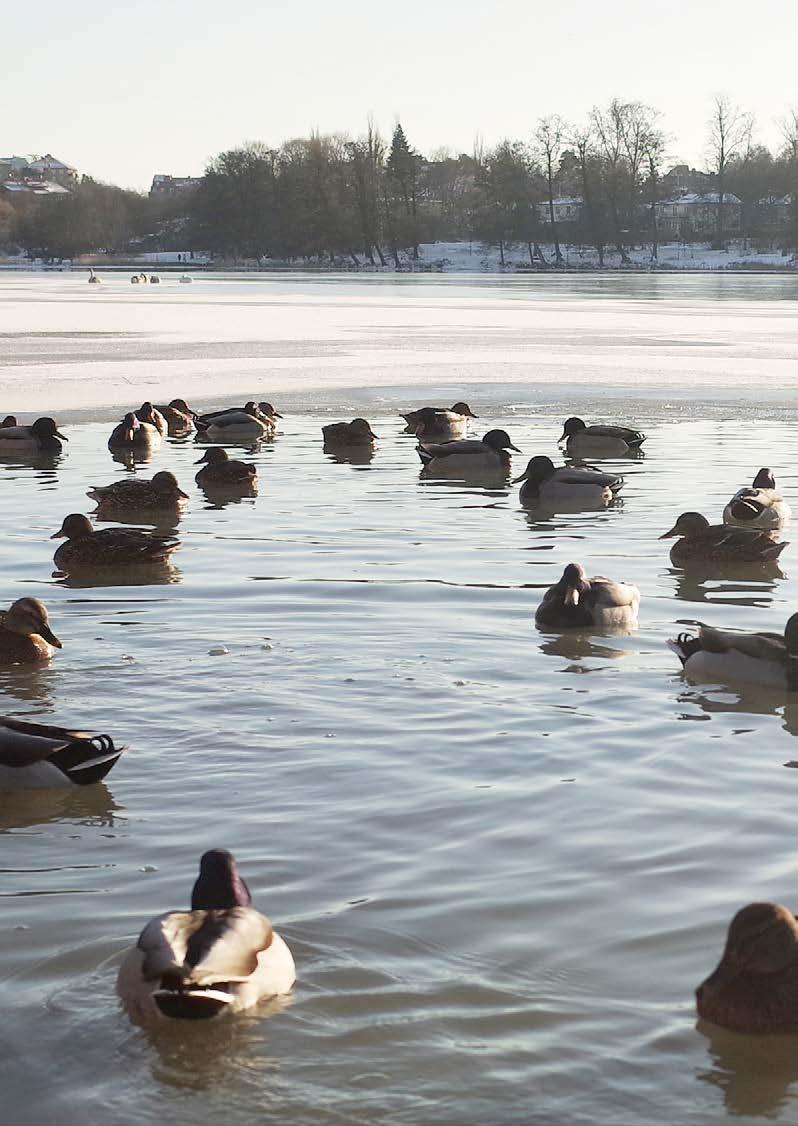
[368,430,380,440]
[38,625,62,648]
[55,431,68,441]
[271,411,283,418]
[177,489,190,499]
[508,443,522,453]
[563,587,580,607]
[512,470,529,484]
[50,529,66,540]
[557,432,567,444]
[659,527,678,539]
[465,409,478,418]
[194,454,209,464]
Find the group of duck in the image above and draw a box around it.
[1,396,797,1033]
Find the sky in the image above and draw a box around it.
[4,0,798,191]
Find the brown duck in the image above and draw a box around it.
[0,598,62,663]
[51,514,179,570]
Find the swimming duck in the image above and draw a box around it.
[135,401,168,438]
[149,275,160,284]
[108,413,162,452]
[257,402,283,424]
[88,471,189,514]
[403,402,477,441]
[195,447,258,488]
[417,429,520,476]
[696,902,798,1034]
[513,456,623,505]
[179,275,192,284]
[117,849,295,1021]
[0,415,17,427]
[723,468,791,531]
[197,403,274,442]
[88,268,101,284]
[559,417,646,457]
[534,563,640,630]
[153,398,196,436]
[131,274,140,284]
[660,512,787,564]
[0,598,62,664]
[668,612,798,689]
[322,418,379,448]
[0,716,125,790]
[0,417,67,454]
[51,514,179,570]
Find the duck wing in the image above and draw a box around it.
[587,425,646,444]
[0,719,124,783]
[139,908,273,985]
[698,625,786,663]
[419,439,484,459]
[553,466,624,490]
[589,577,638,607]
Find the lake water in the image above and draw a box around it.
[2,272,798,1125]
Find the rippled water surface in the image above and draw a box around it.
[2,273,798,1125]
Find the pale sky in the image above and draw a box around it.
[4,0,798,191]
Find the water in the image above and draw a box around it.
[2,273,798,1125]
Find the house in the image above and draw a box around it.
[661,164,712,196]
[150,174,203,198]
[536,197,582,225]
[654,192,742,237]
[2,179,71,197]
[758,194,793,229]
[24,155,78,187]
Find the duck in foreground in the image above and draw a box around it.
[696,902,798,1034]
[0,598,62,664]
[559,417,646,457]
[723,468,791,531]
[660,512,787,564]
[195,447,257,488]
[323,418,379,448]
[88,471,189,515]
[535,563,640,631]
[108,412,161,452]
[0,717,125,790]
[417,429,520,477]
[668,612,798,689]
[117,849,295,1021]
[0,417,67,454]
[51,514,179,570]
[513,456,623,505]
[404,402,477,441]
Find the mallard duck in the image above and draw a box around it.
[660,512,787,564]
[0,415,17,427]
[513,456,623,505]
[117,849,295,1021]
[668,612,798,689]
[723,468,791,531]
[559,416,646,457]
[417,429,520,476]
[197,403,274,442]
[153,398,196,436]
[108,412,162,452]
[322,418,379,448]
[257,402,283,422]
[149,275,160,284]
[0,598,62,664]
[88,471,189,513]
[0,716,125,790]
[195,447,258,488]
[534,563,640,630]
[135,401,168,438]
[696,902,798,1034]
[0,417,67,453]
[51,514,179,570]
[403,402,477,441]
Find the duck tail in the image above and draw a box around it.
[153,987,234,1020]
[52,735,126,785]
[667,633,702,667]
[416,444,433,465]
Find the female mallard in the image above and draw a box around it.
[0,415,17,427]
[0,716,125,790]
[0,417,67,454]
[51,514,179,570]
[195,448,257,488]
[153,398,196,436]
[668,612,798,689]
[403,402,477,441]
[660,512,787,564]
[417,429,520,477]
[535,563,640,630]
[0,598,62,664]
[723,468,791,531]
[559,416,646,457]
[257,402,283,423]
[322,418,379,448]
[108,412,161,452]
[513,456,623,505]
[696,902,798,1034]
[88,471,189,514]
[135,402,168,438]
[117,849,295,1022]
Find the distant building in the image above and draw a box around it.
[150,174,203,198]
[758,194,793,229]
[2,179,71,197]
[655,192,742,237]
[24,154,78,187]
[536,196,582,224]
[661,164,712,196]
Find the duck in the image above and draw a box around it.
[0,417,67,454]
[87,471,189,514]
[559,416,646,457]
[195,447,258,488]
[257,402,283,424]
[196,403,274,442]
[179,275,192,284]
[513,456,623,505]
[534,563,640,630]
[117,849,295,1022]
[0,415,17,427]
[723,468,791,531]
[403,402,477,441]
[0,598,62,664]
[696,902,798,1034]
[51,514,179,571]
[130,274,140,284]
[107,412,162,452]
[149,275,161,285]
[667,612,798,689]
[660,512,787,564]
[135,401,168,438]
[417,429,520,477]
[322,418,379,448]
[88,268,101,284]
[0,716,125,790]
[153,398,196,437]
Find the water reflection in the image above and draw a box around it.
[92,509,185,532]
[677,683,798,737]
[521,496,621,521]
[696,1021,798,1118]
[0,451,63,476]
[0,784,123,832]
[198,484,259,509]
[537,632,630,660]
[53,562,181,588]
[110,448,156,470]
[324,446,375,466]
[667,564,784,607]
[0,664,58,705]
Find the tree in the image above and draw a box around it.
[535,116,566,263]
[346,119,387,265]
[386,123,422,259]
[572,128,610,266]
[706,95,753,247]
[641,130,667,261]
[471,141,542,266]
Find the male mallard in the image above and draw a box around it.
[195,448,258,488]
[154,398,196,436]
[513,456,623,505]
[696,902,798,1034]
[668,612,798,689]
[535,563,640,630]
[88,471,189,514]
[197,403,274,442]
[0,717,125,790]
[322,418,379,448]
[117,849,295,1022]
[403,402,477,441]
[135,401,168,438]
[417,429,520,477]
[0,598,62,664]
[51,514,179,570]
[108,412,161,452]
[723,468,791,531]
[0,417,67,453]
[559,416,646,457]
[660,512,787,564]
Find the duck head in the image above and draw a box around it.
[752,467,777,489]
[168,398,192,414]
[32,417,68,447]
[0,415,17,428]
[195,447,229,466]
[660,512,710,539]
[2,597,62,648]
[350,418,379,441]
[191,849,252,909]
[512,455,555,485]
[483,429,520,453]
[557,562,591,606]
[51,513,94,541]
[559,416,587,443]
[451,401,477,418]
[152,471,189,499]
[258,401,282,419]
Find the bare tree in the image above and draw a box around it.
[706,95,753,246]
[534,115,566,263]
[618,102,663,246]
[641,131,667,260]
[591,99,631,261]
[572,127,608,266]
